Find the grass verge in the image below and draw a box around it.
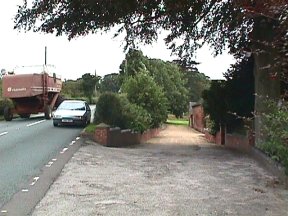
[84,123,97,133]
[166,119,189,126]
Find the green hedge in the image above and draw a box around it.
[94,92,151,133]
[258,99,288,175]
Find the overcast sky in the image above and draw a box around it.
[0,1,235,80]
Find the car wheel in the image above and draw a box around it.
[4,106,13,121]
[53,121,58,127]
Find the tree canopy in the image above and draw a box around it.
[99,73,121,93]
[81,73,99,103]
[119,49,190,118]
[14,1,287,60]
[122,71,168,127]
[203,56,255,133]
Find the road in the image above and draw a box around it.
[0,109,92,209]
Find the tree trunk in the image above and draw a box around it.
[252,17,281,145]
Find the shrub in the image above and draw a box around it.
[258,99,288,175]
[120,95,152,133]
[121,72,168,128]
[94,92,123,127]
[94,93,152,133]
[202,57,255,133]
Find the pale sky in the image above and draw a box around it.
[0,1,235,80]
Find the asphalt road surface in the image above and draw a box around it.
[0,112,88,208]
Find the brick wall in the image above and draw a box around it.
[205,131,216,143]
[94,126,109,145]
[191,105,205,133]
[205,130,223,145]
[94,125,161,147]
[225,131,255,152]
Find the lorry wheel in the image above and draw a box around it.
[4,107,13,121]
[44,105,52,119]
[20,114,31,119]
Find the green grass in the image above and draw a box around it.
[166,119,189,126]
[84,123,97,133]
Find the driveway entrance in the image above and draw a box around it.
[32,125,288,216]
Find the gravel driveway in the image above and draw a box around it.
[32,125,288,216]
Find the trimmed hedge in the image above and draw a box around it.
[94,93,151,133]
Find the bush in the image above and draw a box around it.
[120,95,152,133]
[258,99,288,175]
[94,92,123,127]
[94,93,152,133]
[0,99,14,116]
[202,57,255,133]
[121,72,168,128]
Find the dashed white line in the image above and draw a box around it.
[45,161,54,167]
[70,141,76,146]
[30,177,40,186]
[21,189,29,192]
[0,132,8,137]
[52,158,57,162]
[1,210,8,213]
[76,137,80,140]
[60,147,68,154]
[27,120,46,127]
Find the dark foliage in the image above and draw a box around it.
[100,73,121,93]
[203,56,255,133]
[94,92,123,127]
[122,72,168,128]
[94,92,151,132]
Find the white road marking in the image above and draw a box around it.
[70,141,76,146]
[45,161,53,167]
[22,189,29,192]
[60,147,68,154]
[0,132,8,137]
[76,137,80,140]
[1,210,8,213]
[52,158,57,161]
[27,120,46,127]
[30,177,40,186]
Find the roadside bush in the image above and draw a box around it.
[94,92,152,132]
[0,99,14,116]
[94,92,123,127]
[121,72,168,128]
[120,95,152,133]
[258,99,288,175]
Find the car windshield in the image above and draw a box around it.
[58,101,85,111]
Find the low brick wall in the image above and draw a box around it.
[94,125,161,147]
[225,131,255,152]
[204,131,216,143]
[204,131,223,145]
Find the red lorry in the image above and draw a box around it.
[2,66,62,121]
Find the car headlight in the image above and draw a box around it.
[74,116,83,120]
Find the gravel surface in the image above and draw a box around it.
[32,125,288,216]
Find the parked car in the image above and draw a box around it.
[52,100,91,127]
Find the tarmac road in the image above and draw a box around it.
[0,104,96,212]
[30,125,288,216]
[0,115,83,209]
